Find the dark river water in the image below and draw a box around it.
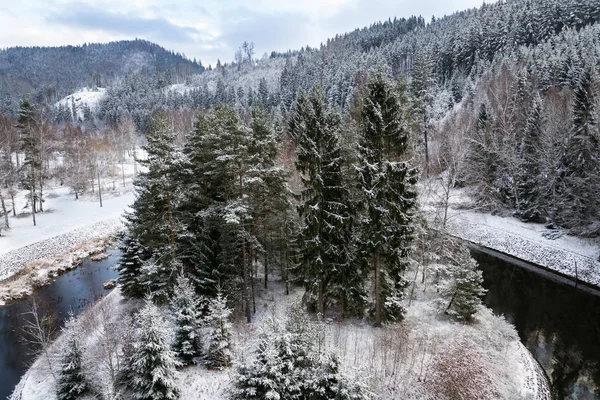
[473,250,600,400]
[0,249,120,400]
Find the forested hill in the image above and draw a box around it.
[0,39,204,111]
[2,0,600,236]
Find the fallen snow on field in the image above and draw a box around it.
[421,182,600,287]
[0,186,133,257]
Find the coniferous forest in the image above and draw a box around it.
[2,0,600,399]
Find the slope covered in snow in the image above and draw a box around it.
[54,87,106,120]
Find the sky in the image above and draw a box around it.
[0,0,488,67]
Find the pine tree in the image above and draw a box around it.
[122,112,180,300]
[17,99,41,226]
[292,85,356,316]
[127,298,180,400]
[246,107,290,290]
[171,274,203,365]
[56,316,91,400]
[178,112,224,296]
[557,66,599,233]
[443,246,487,322]
[205,292,233,370]
[356,70,419,326]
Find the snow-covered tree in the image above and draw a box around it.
[356,70,419,326]
[171,274,203,365]
[126,297,180,400]
[206,292,233,370]
[17,99,42,226]
[56,316,91,400]
[443,246,487,322]
[231,307,369,400]
[121,111,180,300]
[291,85,357,316]
[116,231,146,299]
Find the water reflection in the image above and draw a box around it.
[473,251,600,400]
[0,249,120,400]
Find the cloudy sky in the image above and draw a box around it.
[1,0,487,67]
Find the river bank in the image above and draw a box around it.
[421,182,600,289]
[0,223,123,305]
[0,250,121,400]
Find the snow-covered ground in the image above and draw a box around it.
[421,181,600,288]
[54,87,106,120]
[12,276,549,400]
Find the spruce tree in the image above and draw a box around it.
[171,274,203,365]
[56,316,91,400]
[116,231,146,299]
[443,246,487,322]
[178,112,223,296]
[246,106,290,290]
[206,292,233,370]
[557,66,599,233]
[292,85,356,316]
[121,112,180,300]
[356,70,419,326]
[127,298,180,400]
[171,275,203,365]
[232,308,369,400]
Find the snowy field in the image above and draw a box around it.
[421,181,600,287]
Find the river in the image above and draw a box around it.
[473,250,600,400]
[0,249,120,400]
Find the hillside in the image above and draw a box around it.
[0,39,204,115]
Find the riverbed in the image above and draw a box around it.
[0,249,120,400]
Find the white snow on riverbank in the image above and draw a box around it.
[421,181,600,287]
[12,278,547,400]
[0,184,134,282]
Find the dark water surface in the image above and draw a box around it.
[0,249,120,400]
[473,250,600,400]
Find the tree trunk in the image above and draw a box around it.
[0,192,9,229]
[10,191,16,217]
[242,236,252,323]
[318,279,324,316]
[166,190,176,259]
[98,172,103,207]
[121,158,126,186]
[374,252,381,326]
[30,169,36,226]
[38,178,43,212]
